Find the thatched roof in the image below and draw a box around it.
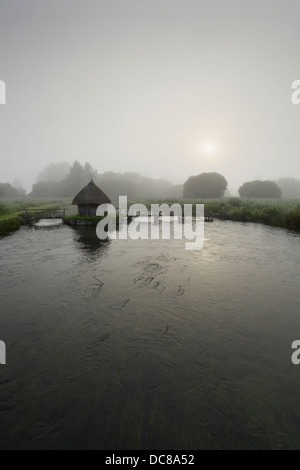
[72,180,111,206]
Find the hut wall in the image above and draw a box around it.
[78,205,98,217]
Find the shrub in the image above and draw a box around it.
[239,180,282,199]
[183,173,228,198]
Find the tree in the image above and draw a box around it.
[183,172,228,198]
[29,181,61,198]
[84,162,98,181]
[32,161,99,197]
[95,172,174,202]
[59,161,98,197]
[0,183,20,198]
[274,178,300,199]
[37,162,71,183]
[31,162,175,199]
[168,184,183,198]
[12,178,26,197]
[239,180,282,198]
[61,161,87,197]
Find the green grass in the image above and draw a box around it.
[0,198,71,218]
[0,198,71,234]
[64,214,119,221]
[0,217,23,234]
[129,197,300,232]
[2,197,300,234]
[64,215,104,222]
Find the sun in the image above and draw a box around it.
[195,140,218,157]
[203,142,215,155]
[204,143,215,155]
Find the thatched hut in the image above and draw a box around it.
[72,180,111,217]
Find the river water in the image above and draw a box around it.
[0,219,300,449]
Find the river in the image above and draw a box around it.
[0,219,300,449]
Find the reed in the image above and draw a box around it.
[129,198,300,232]
[0,216,23,235]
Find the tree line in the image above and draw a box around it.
[0,161,300,199]
[29,161,182,202]
[184,174,294,199]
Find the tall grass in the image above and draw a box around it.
[2,197,300,234]
[0,198,71,234]
[129,198,300,232]
[0,198,70,217]
[0,217,22,235]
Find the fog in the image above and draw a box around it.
[1,0,300,194]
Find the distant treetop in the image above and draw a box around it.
[183,172,228,198]
[274,177,300,199]
[239,180,282,199]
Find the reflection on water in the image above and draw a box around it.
[0,221,300,449]
[72,227,111,263]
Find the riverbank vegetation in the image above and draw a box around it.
[0,216,23,234]
[64,215,103,222]
[63,214,121,229]
[131,198,300,232]
[0,199,71,234]
[64,214,120,221]
[1,197,300,235]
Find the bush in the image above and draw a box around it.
[183,172,228,198]
[0,217,22,234]
[239,180,282,199]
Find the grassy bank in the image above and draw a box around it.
[64,215,104,222]
[0,198,71,235]
[0,216,23,234]
[130,198,300,232]
[2,197,300,235]
[64,214,120,228]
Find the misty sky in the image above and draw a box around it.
[1,0,300,193]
